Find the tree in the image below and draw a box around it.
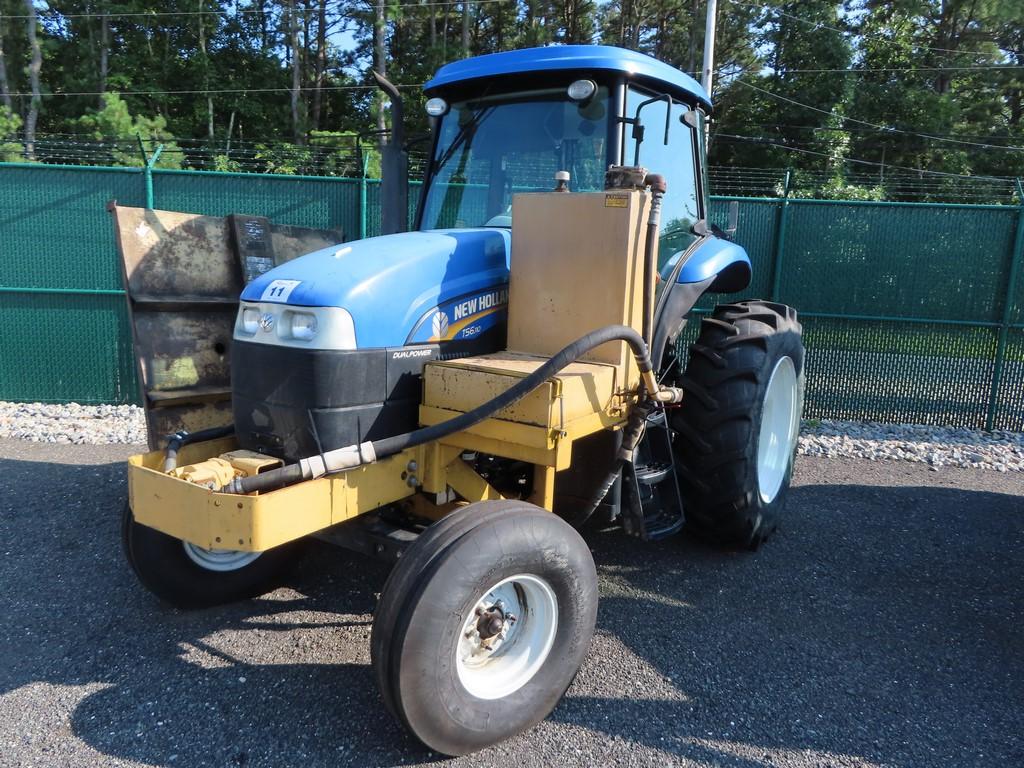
[0,105,22,160]
[0,0,1012,199]
[23,0,41,159]
[709,0,852,171]
[0,12,11,110]
[76,92,183,168]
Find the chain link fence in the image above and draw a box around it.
[2,162,1022,430]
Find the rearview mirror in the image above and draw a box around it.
[726,200,739,237]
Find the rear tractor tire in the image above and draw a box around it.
[121,504,302,609]
[671,300,805,549]
[371,501,598,756]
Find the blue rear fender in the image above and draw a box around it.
[662,235,751,293]
[650,235,752,369]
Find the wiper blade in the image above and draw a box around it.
[434,106,495,171]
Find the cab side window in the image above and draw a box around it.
[623,88,703,269]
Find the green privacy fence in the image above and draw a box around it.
[703,195,1024,430]
[1,162,1022,430]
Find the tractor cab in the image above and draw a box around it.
[417,45,714,282]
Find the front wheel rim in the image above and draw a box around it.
[757,355,799,504]
[182,542,262,572]
[455,574,558,700]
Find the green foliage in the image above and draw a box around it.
[310,131,379,178]
[788,176,886,201]
[816,179,886,201]
[75,94,182,169]
[0,107,23,162]
[212,154,243,173]
[252,143,313,175]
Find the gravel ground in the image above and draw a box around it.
[0,403,146,445]
[0,439,1021,767]
[798,420,1024,472]
[2,401,1023,473]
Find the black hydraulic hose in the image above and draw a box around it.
[225,325,658,495]
[570,400,653,529]
[162,424,235,472]
[234,461,305,492]
[641,174,666,347]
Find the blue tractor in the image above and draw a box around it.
[123,45,805,755]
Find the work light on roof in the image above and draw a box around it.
[425,97,449,117]
[567,79,597,102]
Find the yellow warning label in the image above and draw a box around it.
[604,193,629,208]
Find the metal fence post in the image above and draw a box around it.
[770,169,792,301]
[985,177,1024,430]
[136,136,150,207]
[137,137,163,209]
[144,145,163,209]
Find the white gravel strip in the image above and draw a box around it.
[0,402,147,445]
[799,419,1024,473]
[1,402,1022,472]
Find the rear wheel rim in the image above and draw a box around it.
[455,574,558,700]
[182,542,261,572]
[757,355,799,504]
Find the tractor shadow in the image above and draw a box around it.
[0,453,432,767]
[553,480,1024,767]
[62,543,431,767]
[2,449,1023,767]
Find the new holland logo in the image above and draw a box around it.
[431,310,449,339]
[453,288,508,321]
[258,312,275,332]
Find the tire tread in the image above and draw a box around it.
[671,300,805,548]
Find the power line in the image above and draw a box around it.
[0,1,513,21]
[707,163,1015,184]
[714,133,1015,182]
[3,83,425,97]
[6,6,278,20]
[724,124,1024,152]
[769,65,1024,73]
[724,123,1024,142]
[734,79,1024,152]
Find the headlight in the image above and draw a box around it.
[241,307,260,335]
[234,303,355,349]
[288,311,318,341]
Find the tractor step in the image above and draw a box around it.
[621,410,685,541]
[633,461,672,485]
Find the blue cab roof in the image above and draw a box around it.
[425,45,711,109]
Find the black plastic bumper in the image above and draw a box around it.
[231,333,500,462]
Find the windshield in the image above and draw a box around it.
[420,87,611,230]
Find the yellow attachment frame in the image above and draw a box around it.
[127,357,630,553]
[127,188,654,554]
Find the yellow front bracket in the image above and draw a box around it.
[128,438,416,552]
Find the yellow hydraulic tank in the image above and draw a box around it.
[507,189,655,393]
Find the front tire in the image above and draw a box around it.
[670,300,805,549]
[121,504,301,609]
[371,501,598,756]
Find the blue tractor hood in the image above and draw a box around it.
[241,228,511,349]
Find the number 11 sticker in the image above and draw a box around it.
[260,279,301,303]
